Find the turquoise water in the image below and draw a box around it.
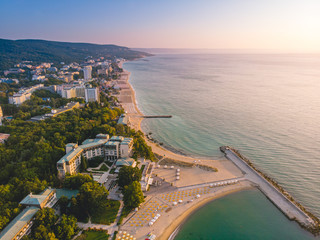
[174,189,314,240]
[123,54,320,239]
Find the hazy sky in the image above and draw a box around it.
[0,0,319,52]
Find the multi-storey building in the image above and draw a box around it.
[83,66,92,80]
[57,134,133,178]
[57,134,109,178]
[85,87,99,103]
[105,136,133,160]
[8,84,44,105]
[0,188,57,240]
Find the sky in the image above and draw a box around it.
[0,0,320,52]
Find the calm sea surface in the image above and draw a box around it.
[123,54,320,239]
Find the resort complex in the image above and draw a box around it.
[57,134,133,177]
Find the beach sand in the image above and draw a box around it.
[114,65,252,239]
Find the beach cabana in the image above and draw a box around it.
[196,194,201,198]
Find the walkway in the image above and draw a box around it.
[224,148,314,226]
[77,201,124,237]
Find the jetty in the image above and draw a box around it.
[220,146,316,228]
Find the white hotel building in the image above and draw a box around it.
[57,134,133,178]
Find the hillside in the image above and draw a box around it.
[0,39,151,70]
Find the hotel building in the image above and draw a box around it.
[83,66,92,80]
[57,134,109,178]
[0,188,57,240]
[57,134,133,178]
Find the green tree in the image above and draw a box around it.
[59,196,69,215]
[55,214,78,240]
[80,155,88,171]
[117,166,142,188]
[77,181,109,216]
[123,181,144,208]
[63,174,93,189]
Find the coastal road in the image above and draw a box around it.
[225,149,314,226]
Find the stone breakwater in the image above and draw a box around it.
[220,146,320,235]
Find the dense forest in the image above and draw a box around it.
[0,97,154,231]
[0,38,152,70]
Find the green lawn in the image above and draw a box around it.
[91,200,120,225]
[118,206,133,225]
[96,163,109,172]
[77,230,109,240]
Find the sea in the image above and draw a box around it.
[123,53,320,239]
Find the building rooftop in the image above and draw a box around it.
[81,138,109,149]
[110,136,124,142]
[116,158,135,167]
[55,189,79,199]
[57,147,83,164]
[120,138,133,145]
[105,141,120,146]
[0,133,10,142]
[20,188,55,207]
[117,114,129,125]
[0,206,39,240]
[96,133,109,139]
[66,143,77,148]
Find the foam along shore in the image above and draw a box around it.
[220,146,320,234]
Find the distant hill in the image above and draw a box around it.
[0,39,151,70]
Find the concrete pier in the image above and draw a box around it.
[221,147,314,227]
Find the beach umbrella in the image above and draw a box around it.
[164,165,167,168]
[176,176,180,180]
[171,166,174,169]
[196,194,200,198]
[177,169,180,172]
[176,172,180,176]
[178,199,183,203]
[173,201,177,206]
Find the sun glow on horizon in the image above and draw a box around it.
[0,0,320,52]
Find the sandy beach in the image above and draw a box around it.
[114,63,252,239]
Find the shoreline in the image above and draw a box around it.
[163,186,254,240]
[116,60,319,239]
[116,61,252,239]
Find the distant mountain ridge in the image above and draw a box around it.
[0,38,151,70]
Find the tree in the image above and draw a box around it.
[59,196,69,215]
[80,155,87,171]
[123,181,144,208]
[55,214,78,240]
[63,174,93,189]
[77,181,109,216]
[33,208,58,231]
[117,166,142,188]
